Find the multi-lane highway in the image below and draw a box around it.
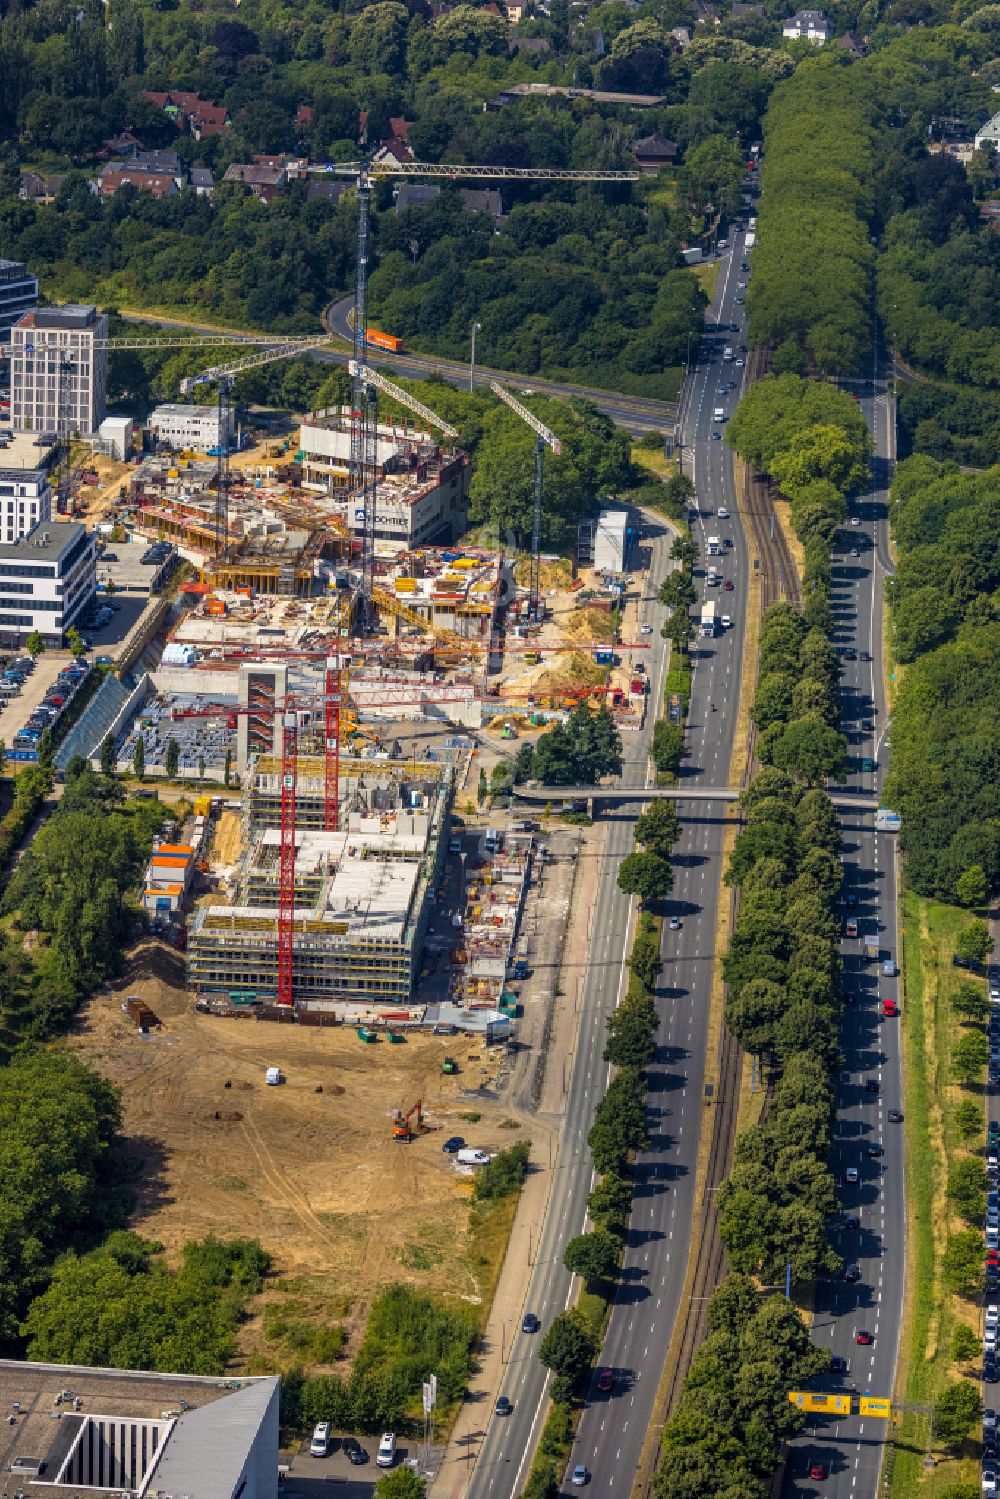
[780,342,904,1497]
[559,229,752,1495]
[458,228,751,1499]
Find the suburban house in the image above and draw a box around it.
[729,2,765,15]
[296,104,315,130]
[190,167,215,196]
[100,130,144,158]
[394,184,505,220]
[975,111,1000,152]
[140,90,231,139]
[99,170,179,199]
[781,8,832,40]
[634,132,678,173]
[221,163,287,202]
[836,30,866,56]
[307,179,350,205]
[18,171,65,204]
[510,35,551,53]
[372,136,413,167]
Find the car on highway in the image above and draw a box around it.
[888,1109,904,1123]
[345,1439,368,1464]
[867,1142,883,1158]
[441,1136,465,1153]
[721,614,732,628]
[596,1368,615,1392]
[985,1408,998,1432]
[495,1396,513,1416]
[987,1358,999,1384]
[571,1465,590,1486]
[860,650,871,661]
[717,506,729,518]
[712,431,721,440]
[640,623,652,634]
[669,916,681,929]
[986,1434,999,1460]
[845,919,858,938]
[809,1463,827,1480]
[985,1467,999,1494]
[855,1329,873,1344]
[845,1167,859,1184]
[866,1078,880,1094]
[843,1214,860,1230]
[522,1313,540,1333]
[851,516,862,526]
[723,579,734,590]
[735,357,744,366]
[844,647,857,660]
[830,1355,848,1373]
[844,1262,861,1282]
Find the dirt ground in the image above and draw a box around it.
[66,940,521,1346]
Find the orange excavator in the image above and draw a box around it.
[391,1098,423,1142]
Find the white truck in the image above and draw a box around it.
[706,535,721,556]
[744,231,756,249]
[701,601,718,637]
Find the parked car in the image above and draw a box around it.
[310,1423,330,1458]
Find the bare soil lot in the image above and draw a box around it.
[67,940,521,1355]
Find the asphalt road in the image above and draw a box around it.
[779,340,905,1498]
[324,295,678,436]
[553,227,752,1496]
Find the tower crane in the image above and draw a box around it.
[488,381,561,622]
[347,361,459,439]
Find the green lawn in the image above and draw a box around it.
[890,890,986,1495]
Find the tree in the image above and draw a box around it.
[618,851,673,905]
[25,630,44,657]
[198,756,206,781]
[133,737,145,780]
[955,918,993,966]
[375,1471,426,1499]
[224,749,233,787]
[952,1030,989,1084]
[0,739,6,777]
[604,1010,657,1069]
[164,738,180,779]
[942,1229,986,1295]
[651,720,685,776]
[758,714,848,784]
[933,1380,982,1449]
[948,1156,987,1222]
[538,1310,597,1383]
[100,735,116,777]
[956,865,989,907]
[37,727,54,773]
[951,1322,981,1364]
[951,980,989,1024]
[956,1099,984,1139]
[587,1175,632,1231]
[634,800,680,859]
[66,627,84,656]
[563,1229,621,1291]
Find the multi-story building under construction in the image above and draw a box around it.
[186,757,452,1005]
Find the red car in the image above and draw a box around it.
[809,1463,827,1480]
[596,1368,615,1393]
[855,1330,873,1345]
[989,1252,1000,1268]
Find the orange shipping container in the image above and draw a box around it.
[366,329,404,353]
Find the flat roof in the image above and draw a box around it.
[0,520,87,564]
[0,1359,277,1499]
[0,430,56,473]
[97,538,174,590]
[19,305,98,329]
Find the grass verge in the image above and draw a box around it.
[890,889,986,1496]
[691,261,721,301]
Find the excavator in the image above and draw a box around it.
[391,1098,423,1142]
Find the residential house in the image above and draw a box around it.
[307,179,349,205]
[395,183,441,213]
[505,1,525,20]
[510,35,551,52]
[461,188,504,220]
[389,117,412,143]
[692,0,721,23]
[781,8,832,40]
[99,171,179,199]
[729,2,764,14]
[634,132,678,173]
[669,25,691,47]
[975,110,1000,152]
[372,136,413,167]
[18,171,65,204]
[836,30,865,56]
[222,163,287,202]
[190,167,215,196]
[140,90,231,139]
[100,130,143,158]
[296,104,315,130]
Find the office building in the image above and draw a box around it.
[0,1359,278,1499]
[0,431,54,543]
[0,259,38,349]
[148,401,235,451]
[0,519,96,645]
[11,304,109,437]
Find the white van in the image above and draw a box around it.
[723,347,734,362]
[713,407,725,423]
[310,1423,330,1457]
[377,1432,396,1468]
[457,1148,491,1166]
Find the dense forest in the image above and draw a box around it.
[884,456,1000,903]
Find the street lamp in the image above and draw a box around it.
[470,320,482,392]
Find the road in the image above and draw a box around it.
[118,307,677,437]
[557,228,751,1496]
[324,296,678,435]
[780,339,905,1497]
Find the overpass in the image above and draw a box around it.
[513,784,880,812]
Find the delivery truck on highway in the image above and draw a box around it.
[701,600,718,637]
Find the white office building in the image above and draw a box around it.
[148,401,234,451]
[0,260,38,349]
[0,520,95,646]
[0,431,54,544]
[593,509,632,574]
[11,304,109,438]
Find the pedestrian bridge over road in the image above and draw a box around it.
[513,785,880,813]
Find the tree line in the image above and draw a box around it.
[746,53,875,377]
[883,456,1000,904]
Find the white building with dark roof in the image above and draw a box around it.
[975,111,1000,151]
[782,8,832,39]
[0,519,95,645]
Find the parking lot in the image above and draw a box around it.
[0,652,69,751]
[280,1434,426,1498]
[83,594,148,656]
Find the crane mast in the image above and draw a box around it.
[489,381,561,621]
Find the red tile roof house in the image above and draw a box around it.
[99,170,179,198]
